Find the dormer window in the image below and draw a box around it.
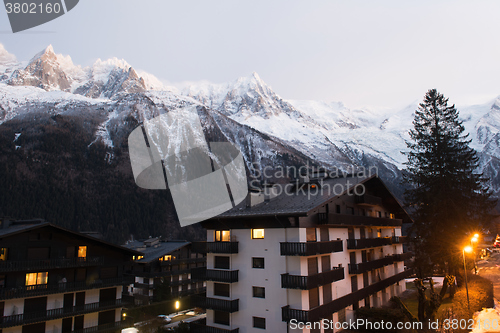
[215,230,231,242]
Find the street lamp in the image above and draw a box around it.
[471,236,478,274]
[175,300,180,315]
[463,246,472,316]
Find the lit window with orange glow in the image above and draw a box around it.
[26,272,48,286]
[215,230,231,242]
[77,246,87,258]
[252,229,265,239]
[165,255,172,261]
[0,248,7,261]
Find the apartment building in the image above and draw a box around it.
[123,238,206,305]
[0,218,139,333]
[190,175,412,333]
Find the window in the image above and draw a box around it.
[390,213,395,219]
[214,283,230,297]
[159,255,173,261]
[252,286,265,298]
[132,255,144,261]
[0,248,7,261]
[252,257,264,269]
[251,229,264,239]
[306,228,316,242]
[215,230,230,242]
[214,256,230,269]
[214,310,230,326]
[0,274,5,287]
[377,211,382,218]
[336,205,341,213]
[338,308,346,323]
[77,246,87,259]
[309,287,319,308]
[26,272,48,286]
[253,317,266,329]
[346,206,354,215]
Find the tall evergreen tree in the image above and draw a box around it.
[403,89,496,278]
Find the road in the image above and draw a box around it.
[477,250,500,299]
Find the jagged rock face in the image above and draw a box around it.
[8,45,73,91]
[75,67,146,99]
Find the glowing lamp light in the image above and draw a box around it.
[175,300,180,310]
[464,246,473,253]
[471,237,478,243]
[474,233,479,238]
[122,312,127,318]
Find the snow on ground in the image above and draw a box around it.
[471,300,500,333]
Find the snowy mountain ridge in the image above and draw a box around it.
[1,44,500,199]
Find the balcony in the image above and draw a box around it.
[355,194,383,206]
[0,277,132,301]
[317,214,402,227]
[160,257,206,266]
[282,269,413,323]
[0,256,104,272]
[281,267,344,290]
[171,287,206,297]
[348,256,394,275]
[192,296,239,313]
[190,320,239,333]
[191,267,239,283]
[0,299,126,328]
[134,282,155,289]
[72,320,132,333]
[391,236,408,244]
[347,237,392,250]
[393,252,413,262]
[191,242,239,254]
[280,240,343,256]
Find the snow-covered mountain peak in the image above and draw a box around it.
[90,57,131,82]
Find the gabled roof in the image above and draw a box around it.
[123,240,190,263]
[0,219,141,255]
[214,175,412,223]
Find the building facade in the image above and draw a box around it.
[123,238,206,305]
[191,175,413,333]
[0,219,138,333]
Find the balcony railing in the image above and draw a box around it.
[280,240,343,256]
[391,236,408,244]
[347,237,392,249]
[282,269,413,323]
[134,282,155,289]
[348,256,394,275]
[317,214,402,227]
[281,267,344,290]
[191,267,239,283]
[0,277,132,301]
[191,242,239,254]
[393,252,413,262]
[171,287,206,297]
[192,296,239,313]
[72,320,132,333]
[160,257,206,266]
[355,194,383,206]
[0,299,125,328]
[0,256,104,272]
[190,320,239,333]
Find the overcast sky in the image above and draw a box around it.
[1,0,500,109]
